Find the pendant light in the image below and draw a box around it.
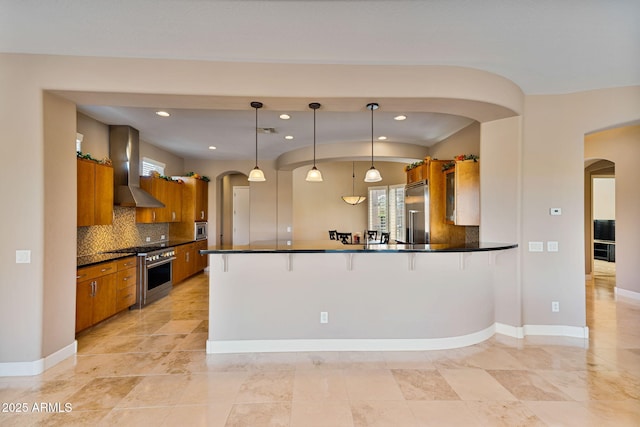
[364,102,382,182]
[247,101,266,182]
[342,161,367,205]
[305,102,323,182]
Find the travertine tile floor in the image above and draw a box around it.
[1,261,639,426]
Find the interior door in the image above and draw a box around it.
[233,186,250,245]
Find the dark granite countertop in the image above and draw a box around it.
[200,241,518,254]
[77,252,136,268]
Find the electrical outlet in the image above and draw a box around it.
[320,311,328,324]
[161,234,166,240]
[528,241,544,252]
[551,301,560,312]
[547,241,559,252]
[145,237,151,242]
[550,208,562,216]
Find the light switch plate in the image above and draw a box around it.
[550,208,562,216]
[547,241,559,252]
[528,242,544,252]
[16,250,31,264]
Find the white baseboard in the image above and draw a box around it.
[524,325,589,339]
[615,287,640,301]
[0,341,76,377]
[495,322,524,338]
[207,326,495,354]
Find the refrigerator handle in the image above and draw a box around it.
[408,210,418,244]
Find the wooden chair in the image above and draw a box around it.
[365,230,378,241]
[328,230,338,240]
[336,232,352,244]
[380,232,390,244]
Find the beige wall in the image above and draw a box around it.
[585,125,640,294]
[2,52,638,370]
[292,161,405,241]
[140,140,184,177]
[429,122,480,160]
[522,89,640,328]
[76,112,109,159]
[43,93,78,358]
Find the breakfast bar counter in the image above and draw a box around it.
[201,241,518,354]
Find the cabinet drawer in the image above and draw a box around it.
[116,285,136,311]
[116,256,137,271]
[116,267,137,290]
[76,261,116,283]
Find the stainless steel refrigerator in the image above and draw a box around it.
[405,180,430,244]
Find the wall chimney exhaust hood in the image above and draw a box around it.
[109,125,165,208]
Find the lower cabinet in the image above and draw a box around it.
[76,256,137,333]
[173,240,208,284]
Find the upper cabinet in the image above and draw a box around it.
[178,176,209,222]
[444,160,480,226]
[77,158,113,226]
[136,176,183,223]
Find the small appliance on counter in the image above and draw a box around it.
[195,222,208,241]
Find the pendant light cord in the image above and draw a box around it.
[313,107,317,167]
[254,105,258,167]
[352,161,356,195]
[370,105,374,166]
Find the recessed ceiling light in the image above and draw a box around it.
[378,136,387,140]
[394,115,407,121]
[284,135,294,140]
[208,146,217,150]
[279,114,291,120]
[155,111,170,117]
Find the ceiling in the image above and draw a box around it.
[3,0,638,162]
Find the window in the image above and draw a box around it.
[368,184,405,242]
[141,157,165,176]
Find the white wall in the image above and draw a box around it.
[592,178,615,220]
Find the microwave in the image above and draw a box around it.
[194,222,208,241]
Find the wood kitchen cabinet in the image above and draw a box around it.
[77,158,113,227]
[444,160,480,226]
[136,176,183,223]
[195,240,209,272]
[173,240,208,284]
[115,256,137,312]
[76,257,138,333]
[75,261,117,333]
[178,176,208,222]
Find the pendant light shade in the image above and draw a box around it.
[342,162,367,205]
[364,102,382,182]
[305,102,323,182]
[248,101,266,182]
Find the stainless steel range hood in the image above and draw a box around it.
[109,125,165,208]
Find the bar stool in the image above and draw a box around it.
[328,230,338,240]
[380,232,390,244]
[336,232,352,244]
[365,230,378,241]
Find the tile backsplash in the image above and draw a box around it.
[77,207,169,256]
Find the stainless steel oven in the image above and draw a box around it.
[136,247,176,308]
[107,246,176,309]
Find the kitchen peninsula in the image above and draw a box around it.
[202,241,517,354]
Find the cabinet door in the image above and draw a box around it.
[173,245,189,284]
[76,280,94,333]
[195,240,208,272]
[444,169,455,224]
[94,163,114,225]
[455,161,480,226]
[92,274,117,324]
[77,160,96,227]
[195,179,208,221]
[168,180,182,222]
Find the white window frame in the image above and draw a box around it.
[368,184,406,242]
[141,157,166,176]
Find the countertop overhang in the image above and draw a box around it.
[200,241,518,254]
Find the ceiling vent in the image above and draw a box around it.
[257,127,277,134]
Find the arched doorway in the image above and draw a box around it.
[216,171,249,246]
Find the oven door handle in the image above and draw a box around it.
[146,257,176,268]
